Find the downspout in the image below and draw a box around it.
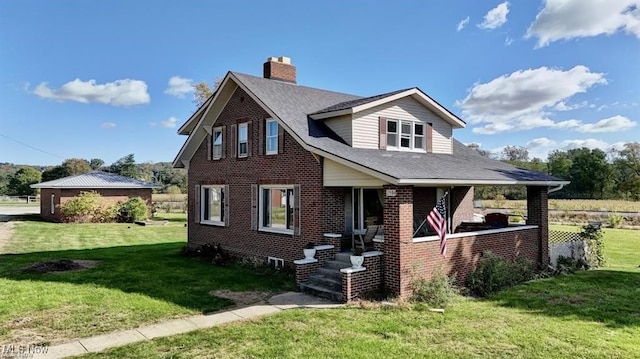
[547,184,564,194]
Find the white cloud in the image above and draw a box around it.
[164,76,194,98]
[519,137,629,159]
[33,78,150,106]
[553,100,588,111]
[159,117,178,128]
[478,2,510,30]
[504,36,514,45]
[577,115,637,132]
[101,122,116,129]
[457,16,470,31]
[458,65,606,134]
[526,0,640,47]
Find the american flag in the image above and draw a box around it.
[427,196,448,257]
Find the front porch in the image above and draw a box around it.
[297,184,550,301]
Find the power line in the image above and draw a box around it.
[0,132,66,160]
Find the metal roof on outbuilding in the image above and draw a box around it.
[30,171,159,189]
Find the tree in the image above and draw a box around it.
[613,142,640,200]
[7,167,41,196]
[466,143,491,158]
[193,78,222,107]
[62,158,92,175]
[41,165,68,182]
[502,146,529,162]
[567,148,613,198]
[90,158,105,170]
[108,154,140,179]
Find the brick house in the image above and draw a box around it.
[31,171,157,222]
[173,57,568,301]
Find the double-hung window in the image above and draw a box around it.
[259,185,294,233]
[265,119,278,155]
[238,123,248,157]
[201,185,225,225]
[212,128,223,159]
[386,119,425,151]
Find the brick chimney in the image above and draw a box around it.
[263,56,296,83]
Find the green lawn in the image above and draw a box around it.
[0,215,294,345]
[82,226,640,359]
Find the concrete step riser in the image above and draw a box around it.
[334,253,353,263]
[301,284,343,302]
[323,260,351,270]
[317,268,342,280]
[307,276,341,291]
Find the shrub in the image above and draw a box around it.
[467,251,535,297]
[118,197,149,222]
[580,224,605,268]
[60,191,117,223]
[608,212,624,228]
[410,270,458,308]
[555,255,589,274]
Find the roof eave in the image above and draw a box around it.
[309,108,353,120]
[395,179,571,186]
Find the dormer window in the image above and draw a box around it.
[386,119,425,151]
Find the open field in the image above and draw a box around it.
[82,226,640,358]
[0,214,294,345]
[482,199,640,212]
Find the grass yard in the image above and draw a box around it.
[483,199,640,212]
[0,215,294,345]
[83,226,640,359]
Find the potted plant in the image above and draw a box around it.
[350,246,365,268]
[303,242,316,259]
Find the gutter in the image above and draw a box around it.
[547,184,565,194]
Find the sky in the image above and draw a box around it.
[1,0,638,166]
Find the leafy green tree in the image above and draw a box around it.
[502,146,529,162]
[41,165,68,182]
[109,154,140,179]
[90,158,105,170]
[62,158,92,175]
[613,142,640,200]
[466,143,491,158]
[7,167,41,196]
[568,148,613,198]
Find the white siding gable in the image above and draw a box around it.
[323,159,387,187]
[323,115,353,145]
[351,97,453,154]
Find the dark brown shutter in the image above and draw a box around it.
[379,117,387,149]
[207,134,212,161]
[277,123,284,154]
[221,126,227,159]
[246,121,252,157]
[250,184,258,230]
[194,185,201,224]
[426,123,433,153]
[258,119,264,156]
[223,184,230,227]
[293,184,301,236]
[230,124,237,158]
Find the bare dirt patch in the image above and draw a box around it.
[209,290,274,306]
[23,259,100,274]
[0,221,16,253]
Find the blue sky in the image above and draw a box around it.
[1,0,638,166]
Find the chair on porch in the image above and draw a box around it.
[355,225,379,250]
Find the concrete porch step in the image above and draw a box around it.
[334,252,353,263]
[306,274,341,291]
[323,259,352,270]
[317,267,342,280]
[300,283,343,302]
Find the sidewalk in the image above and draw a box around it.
[37,292,343,359]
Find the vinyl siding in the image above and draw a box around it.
[323,159,387,187]
[352,97,453,154]
[323,115,353,145]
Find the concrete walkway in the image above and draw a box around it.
[38,292,343,359]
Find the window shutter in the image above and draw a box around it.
[426,123,433,153]
[293,184,301,236]
[230,124,237,158]
[194,185,201,224]
[207,135,212,161]
[224,184,230,227]
[277,124,284,154]
[250,184,258,230]
[246,121,252,157]
[379,117,387,149]
[258,119,264,156]
[221,126,227,159]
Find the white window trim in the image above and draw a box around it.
[259,184,294,234]
[386,119,427,152]
[200,185,225,226]
[238,123,248,158]
[212,127,223,160]
[265,119,278,155]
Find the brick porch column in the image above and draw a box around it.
[383,185,414,297]
[526,186,549,268]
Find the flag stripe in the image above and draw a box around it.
[426,196,447,257]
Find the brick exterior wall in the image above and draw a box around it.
[39,187,152,222]
[382,185,414,295]
[187,87,337,264]
[263,60,296,83]
[450,186,474,231]
[342,254,383,302]
[527,186,549,267]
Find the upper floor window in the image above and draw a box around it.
[212,127,223,159]
[387,119,425,151]
[266,119,278,155]
[238,123,248,157]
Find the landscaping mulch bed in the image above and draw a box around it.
[23,259,100,273]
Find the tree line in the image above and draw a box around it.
[1,154,187,196]
[472,142,640,201]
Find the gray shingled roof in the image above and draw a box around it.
[312,88,410,114]
[226,72,565,185]
[31,171,159,189]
